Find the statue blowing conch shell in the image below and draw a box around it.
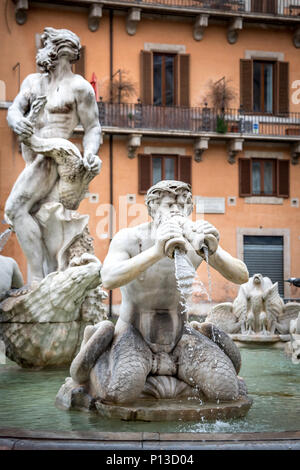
[56,180,253,420]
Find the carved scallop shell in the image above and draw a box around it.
[142,375,196,399]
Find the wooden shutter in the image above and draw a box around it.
[251,0,263,12]
[138,154,152,194]
[252,0,277,13]
[277,62,289,115]
[178,156,192,186]
[140,51,153,105]
[240,59,253,113]
[179,54,190,107]
[74,46,85,77]
[277,159,289,198]
[239,158,251,196]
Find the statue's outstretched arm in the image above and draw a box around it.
[102,220,183,289]
[101,229,161,290]
[208,246,249,285]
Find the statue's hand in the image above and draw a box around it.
[13,117,34,140]
[183,220,219,257]
[153,219,183,258]
[83,153,102,175]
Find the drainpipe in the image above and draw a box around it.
[108,9,114,319]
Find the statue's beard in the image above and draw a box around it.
[36,47,58,72]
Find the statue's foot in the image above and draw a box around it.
[260,329,271,336]
[69,253,101,268]
[7,281,40,297]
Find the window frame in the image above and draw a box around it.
[153,53,176,107]
[253,60,276,115]
[240,58,289,116]
[239,157,289,198]
[138,153,192,194]
[251,158,277,196]
[152,155,178,184]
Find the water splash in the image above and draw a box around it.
[202,245,212,302]
[174,248,195,315]
[0,228,12,252]
[174,245,213,317]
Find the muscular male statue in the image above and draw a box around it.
[69,180,249,405]
[5,28,102,283]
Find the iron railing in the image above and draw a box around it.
[107,0,300,17]
[98,101,300,137]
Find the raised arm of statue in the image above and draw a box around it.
[101,220,184,290]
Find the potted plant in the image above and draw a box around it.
[206,77,237,133]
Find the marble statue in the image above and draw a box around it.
[57,180,252,418]
[1,28,105,368]
[4,27,102,284]
[206,273,300,342]
[0,255,24,301]
[284,333,300,365]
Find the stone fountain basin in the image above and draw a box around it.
[95,396,253,422]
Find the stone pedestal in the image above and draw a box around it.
[95,396,253,422]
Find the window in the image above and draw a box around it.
[251,0,277,14]
[253,61,274,113]
[251,158,276,195]
[239,158,289,197]
[153,53,175,106]
[138,154,192,194]
[141,51,190,107]
[240,59,289,115]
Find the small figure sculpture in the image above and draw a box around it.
[206,273,300,339]
[57,180,251,414]
[4,27,102,283]
[0,255,24,301]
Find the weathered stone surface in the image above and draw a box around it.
[0,256,106,368]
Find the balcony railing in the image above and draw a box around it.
[98,102,300,137]
[107,0,300,17]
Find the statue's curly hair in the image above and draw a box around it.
[145,180,193,217]
[36,27,81,72]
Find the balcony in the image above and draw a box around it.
[21,0,300,21]
[98,101,300,141]
[101,0,300,18]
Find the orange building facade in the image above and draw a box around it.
[1,0,300,313]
